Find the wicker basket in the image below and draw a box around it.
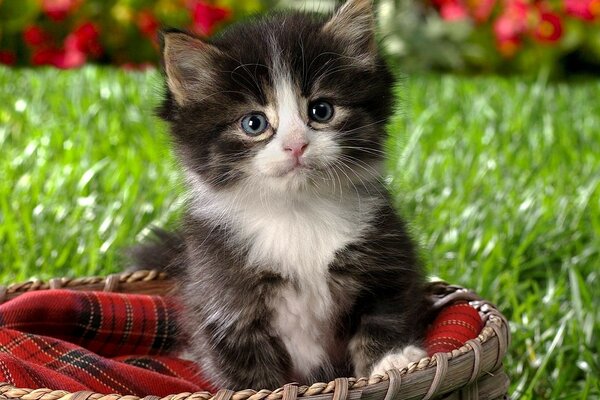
[0,271,511,400]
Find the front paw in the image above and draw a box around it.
[370,345,427,376]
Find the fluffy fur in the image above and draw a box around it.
[130,0,432,390]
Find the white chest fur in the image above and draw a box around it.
[188,177,376,377]
[272,282,333,377]
[188,176,373,278]
[232,192,370,377]
[241,196,361,277]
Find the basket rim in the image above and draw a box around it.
[0,271,511,400]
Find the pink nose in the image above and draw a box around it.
[284,141,308,158]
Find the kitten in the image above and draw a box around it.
[131,0,432,390]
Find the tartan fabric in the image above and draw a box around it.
[0,290,212,396]
[0,289,482,396]
[0,290,177,357]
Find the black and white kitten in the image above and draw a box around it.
[132,0,432,390]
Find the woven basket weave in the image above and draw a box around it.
[0,271,511,400]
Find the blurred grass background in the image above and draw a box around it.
[0,67,598,398]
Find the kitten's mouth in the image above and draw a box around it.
[276,163,313,178]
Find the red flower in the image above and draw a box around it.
[469,0,496,22]
[31,47,59,66]
[0,51,17,66]
[137,10,160,40]
[23,26,51,47]
[65,23,102,58]
[191,1,231,36]
[42,0,80,21]
[565,0,600,20]
[533,11,563,42]
[30,25,94,69]
[443,1,470,20]
[33,46,87,69]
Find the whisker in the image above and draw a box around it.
[336,118,389,135]
[331,161,362,210]
[337,156,386,198]
[338,146,386,156]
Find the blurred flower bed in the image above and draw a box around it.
[378,0,600,75]
[0,0,274,69]
[1,0,599,74]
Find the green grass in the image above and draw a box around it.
[1,67,598,399]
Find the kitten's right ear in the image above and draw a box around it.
[323,0,376,66]
[161,30,222,106]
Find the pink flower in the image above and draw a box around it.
[0,51,17,66]
[433,0,470,21]
[23,26,50,47]
[493,0,530,42]
[533,11,563,42]
[493,0,564,56]
[442,1,470,20]
[191,1,231,36]
[564,0,600,20]
[53,48,87,69]
[492,0,532,57]
[42,0,80,21]
[493,15,524,42]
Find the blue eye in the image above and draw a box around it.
[241,113,269,136]
[309,100,334,123]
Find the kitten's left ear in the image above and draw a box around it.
[161,30,223,106]
[323,0,377,66]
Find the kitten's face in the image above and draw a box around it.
[159,0,393,194]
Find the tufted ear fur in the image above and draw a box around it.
[161,30,223,106]
[323,0,377,66]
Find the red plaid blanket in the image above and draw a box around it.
[0,290,211,395]
[0,290,483,396]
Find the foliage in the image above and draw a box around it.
[1,67,599,398]
[0,0,274,68]
[3,0,600,74]
[377,0,600,75]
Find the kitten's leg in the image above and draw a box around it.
[184,274,292,390]
[369,345,427,376]
[349,319,427,377]
[348,294,430,378]
[201,320,291,390]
